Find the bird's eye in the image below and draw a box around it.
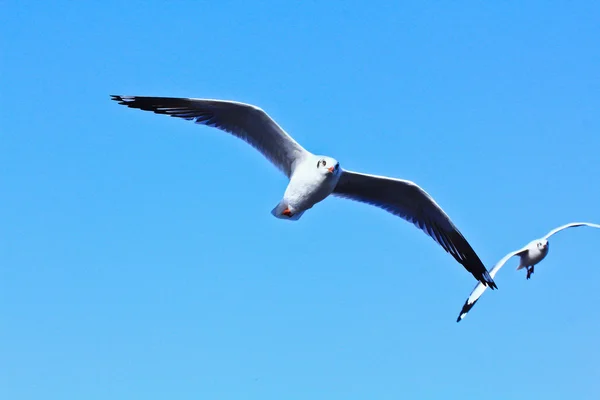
[322,160,327,167]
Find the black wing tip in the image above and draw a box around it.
[461,263,498,290]
[109,95,174,115]
[456,299,477,322]
[110,94,137,105]
[442,230,498,290]
[467,266,497,290]
[480,278,497,290]
[481,271,498,290]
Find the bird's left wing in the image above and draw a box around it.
[456,247,527,322]
[543,222,600,240]
[333,170,496,288]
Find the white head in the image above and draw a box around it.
[536,239,549,251]
[314,155,341,178]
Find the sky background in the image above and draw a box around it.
[1,1,600,399]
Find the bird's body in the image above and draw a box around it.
[111,95,497,288]
[273,155,341,220]
[518,242,549,266]
[456,222,600,322]
[515,239,550,277]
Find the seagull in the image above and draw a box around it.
[110,95,497,288]
[456,222,600,322]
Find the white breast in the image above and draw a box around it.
[282,161,340,212]
[522,246,549,265]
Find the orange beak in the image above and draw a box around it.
[328,166,335,173]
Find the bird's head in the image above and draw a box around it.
[315,156,340,177]
[536,239,549,251]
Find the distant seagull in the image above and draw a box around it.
[110,95,496,288]
[456,222,600,322]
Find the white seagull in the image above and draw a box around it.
[111,95,497,288]
[456,222,600,322]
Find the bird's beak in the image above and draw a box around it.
[328,166,335,173]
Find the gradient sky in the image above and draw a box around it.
[2,1,600,399]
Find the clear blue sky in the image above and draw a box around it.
[2,1,599,399]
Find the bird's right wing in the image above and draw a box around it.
[111,95,310,177]
[456,248,526,322]
[542,222,600,240]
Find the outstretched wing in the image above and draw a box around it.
[456,248,526,322]
[333,170,496,288]
[543,222,600,240]
[111,95,310,177]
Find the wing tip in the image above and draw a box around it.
[456,298,477,323]
[110,94,135,104]
[480,270,498,290]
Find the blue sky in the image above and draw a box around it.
[2,1,600,399]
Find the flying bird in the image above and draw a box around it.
[110,95,496,288]
[456,222,600,322]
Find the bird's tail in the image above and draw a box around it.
[271,201,304,221]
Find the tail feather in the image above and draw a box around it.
[271,202,304,221]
